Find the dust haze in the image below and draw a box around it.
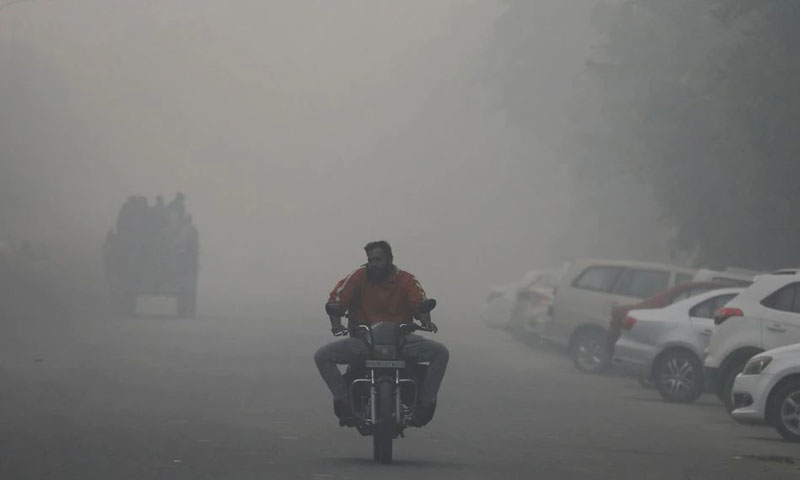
[1,0,672,323]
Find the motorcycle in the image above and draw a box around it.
[325,298,438,464]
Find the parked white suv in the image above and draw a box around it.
[544,259,696,373]
[704,271,800,412]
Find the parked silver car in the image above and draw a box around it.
[613,287,744,403]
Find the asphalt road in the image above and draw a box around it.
[1,310,799,479]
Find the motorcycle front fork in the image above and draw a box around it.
[354,369,418,427]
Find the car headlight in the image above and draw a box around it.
[742,356,773,375]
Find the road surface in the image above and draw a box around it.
[1,311,797,479]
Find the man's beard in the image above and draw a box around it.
[367,265,392,282]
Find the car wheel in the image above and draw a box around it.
[721,363,746,414]
[653,351,704,403]
[768,379,800,442]
[571,330,610,374]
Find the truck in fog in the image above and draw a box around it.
[103,194,198,317]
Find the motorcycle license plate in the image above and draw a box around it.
[365,359,406,369]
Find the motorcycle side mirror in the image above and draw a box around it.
[417,298,437,314]
[325,302,345,317]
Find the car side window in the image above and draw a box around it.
[614,269,670,299]
[761,284,799,313]
[794,287,800,314]
[573,266,625,293]
[690,294,737,318]
[676,274,693,286]
[712,293,737,313]
[690,297,716,318]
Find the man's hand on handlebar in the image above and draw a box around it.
[413,311,438,333]
[414,311,431,323]
[330,318,348,336]
[325,302,350,336]
[420,320,438,333]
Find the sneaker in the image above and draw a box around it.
[410,402,436,427]
[333,398,355,418]
[333,398,361,427]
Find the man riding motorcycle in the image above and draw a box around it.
[314,241,449,427]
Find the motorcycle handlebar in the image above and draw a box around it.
[331,322,436,337]
[401,322,435,333]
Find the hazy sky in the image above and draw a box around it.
[1,1,670,319]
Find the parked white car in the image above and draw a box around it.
[731,343,800,442]
[544,258,696,373]
[506,267,569,342]
[613,288,743,403]
[704,271,800,412]
[480,267,566,330]
[480,284,519,329]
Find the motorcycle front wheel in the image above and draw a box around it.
[373,381,394,464]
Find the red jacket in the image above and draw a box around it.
[328,266,426,325]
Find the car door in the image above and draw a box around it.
[688,293,739,349]
[760,283,800,350]
[554,265,626,338]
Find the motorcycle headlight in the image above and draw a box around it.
[742,356,772,375]
[372,345,397,360]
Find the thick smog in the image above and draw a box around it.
[1,1,798,478]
